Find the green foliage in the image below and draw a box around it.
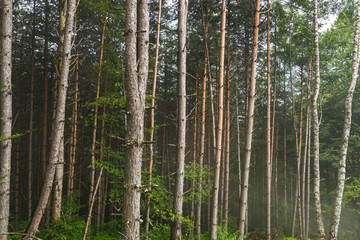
[184,162,212,204]
[36,216,85,240]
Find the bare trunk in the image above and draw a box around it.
[238,0,260,238]
[145,0,162,233]
[122,0,149,237]
[0,0,13,237]
[170,0,187,237]
[52,137,64,222]
[313,0,326,237]
[24,0,76,236]
[266,1,272,238]
[209,0,226,238]
[329,2,360,239]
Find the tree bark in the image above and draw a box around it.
[24,0,76,236]
[122,0,149,237]
[145,0,162,233]
[238,0,260,238]
[52,137,64,222]
[209,0,226,238]
[170,0,187,237]
[0,0,13,238]
[313,0,326,238]
[266,1,272,238]
[329,1,360,239]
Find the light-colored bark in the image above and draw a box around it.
[122,0,149,238]
[209,0,226,238]
[238,0,260,238]
[24,0,76,236]
[52,137,64,222]
[313,0,326,237]
[145,0,162,233]
[170,0,187,237]
[329,1,360,239]
[0,0,13,238]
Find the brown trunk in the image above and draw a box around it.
[122,0,149,237]
[145,0,162,233]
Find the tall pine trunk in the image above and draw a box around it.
[238,0,260,238]
[24,0,76,236]
[122,0,149,237]
[209,0,226,237]
[170,0,188,237]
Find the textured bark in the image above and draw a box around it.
[0,0,13,238]
[170,0,187,237]
[266,2,271,238]
[52,137,64,222]
[238,0,260,238]
[24,0,76,236]
[145,0,162,233]
[209,0,226,238]
[329,1,360,239]
[291,66,304,239]
[122,0,149,238]
[312,0,326,237]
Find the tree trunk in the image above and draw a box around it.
[24,0,76,236]
[313,0,326,237]
[145,0,162,233]
[0,0,13,237]
[170,0,187,237]
[209,0,226,238]
[266,1,272,238]
[238,0,260,238]
[122,0,149,237]
[52,137,64,222]
[68,46,79,196]
[329,1,360,239]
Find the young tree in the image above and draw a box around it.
[25,0,77,236]
[0,0,13,238]
[312,0,326,238]
[122,0,149,238]
[329,1,360,239]
[170,0,188,237]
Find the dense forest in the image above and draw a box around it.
[1,0,360,239]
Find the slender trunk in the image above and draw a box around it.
[223,3,231,230]
[83,167,104,240]
[145,0,162,233]
[68,46,79,196]
[196,44,207,240]
[28,0,36,222]
[272,33,278,228]
[306,112,312,240]
[329,2,360,239]
[283,64,288,230]
[25,0,76,236]
[313,0,326,237]
[238,0,260,238]
[209,0,226,237]
[170,0,187,238]
[90,10,107,210]
[291,66,304,238]
[123,0,149,237]
[266,1,272,238]
[0,0,13,237]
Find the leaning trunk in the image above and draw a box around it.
[329,1,360,239]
